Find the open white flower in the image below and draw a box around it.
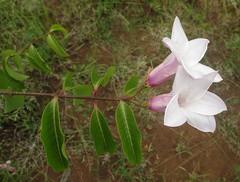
[162,16,222,82]
[164,66,227,132]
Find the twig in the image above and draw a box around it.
[6,32,50,59]
[0,90,131,102]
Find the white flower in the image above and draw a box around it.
[162,16,222,82]
[164,66,227,132]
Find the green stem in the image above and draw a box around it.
[130,100,148,108]
[130,82,147,98]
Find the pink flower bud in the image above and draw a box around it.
[0,164,7,169]
[72,123,77,129]
[0,163,16,172]
[7,166,16,172]
[5,160,11,165]
[148,94,172,112]
[146,53,179,87]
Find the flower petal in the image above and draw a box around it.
[164,94,187,127]
[181,109,216,132]
[183,38,209,67]
[183,63,222,82]
[183,91,227,115]
[147,53,180,87]
[162,38,179,59]
[180,71,217,102]
[172,66,191,96]
[171,16,188,51]
[171,17,189,57]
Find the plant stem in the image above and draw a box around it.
[130,100,148,107]
[130,83,146,98]
[0,90,131,102]
[7,31,51,59]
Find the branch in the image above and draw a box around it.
[0,90,131,102]
[130,83,146,98]
[7,31,51,59]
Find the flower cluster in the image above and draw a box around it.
[146,16,227,133]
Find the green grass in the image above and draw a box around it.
[0,0,240,181]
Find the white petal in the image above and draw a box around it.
[162,38,179,59]
[183,91,227,115]
[184,63,222,82]
[164,94,187,127]
[171,17,188,46]
[180,71,217,102]
[172,66,191,96]
[181,109,216,132]
[183,38,209,67]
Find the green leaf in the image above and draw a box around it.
[63,72,74,89]
[116,101,142,165]
[47,34,69,57]
[0,50,15,57]
[72,85,93,106]
[40,98,69,172]
[101,67,115,87]
[91,67,103,87]
[124,75,139,96]
[4,95,24,113]
[28,45,53,73]
[0,50,22,71]
[0,70,9,90]
[0,69,25,91]
[90,104,118,156]
[10,55,22,71]
[1,58,29,81]
[50,24,68,38]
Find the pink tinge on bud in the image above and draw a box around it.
[148,94,172,112]
[0,163,16,172]
[5,160,11,165]
[146,53,180,87]
[7,166,16,172]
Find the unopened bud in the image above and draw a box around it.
[148,94,172,112]
[146,53,179,87]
